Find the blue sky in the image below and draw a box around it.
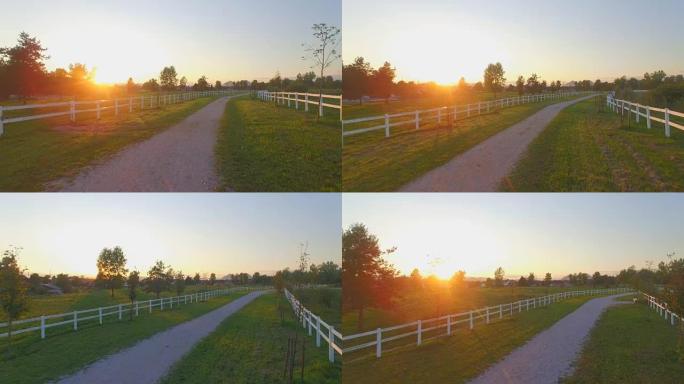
[343,193,683,279]
[0,0,341,84]
[343,0,684,84]
[0,193,341,277]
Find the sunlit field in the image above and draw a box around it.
[0,289,248,384]
[161,291,341,384]
[216,96,341,192]
[0,96,218,191]
[342,95,586,191]
[562,295,684,384]
[505,98,684,191]
[342,296,595,383]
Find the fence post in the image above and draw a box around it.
[70,101,76,122]
[161,299,164,310]
[118,304,122,320]
[73,311,78,330]
[646,107,651,129]
[328,326,335,362]
[305,94,309,112]
[635,104,639,123]
[115,99,119,116]
[384,114,390,137]
[417,320,422,345]
[319,95,324,117]
[141,96,144,111]
[316,316,321,347]
[0,106,3,136]
[437,109,442,124]
[447,316,451,336]
[308,312,312,336]
[665,109,671,138]
[372,328,381,359]
[469,311,474,329]
[99,307,103,324]
[415,111,420,130]
[486,307,490,323]
[41,315,46,338]
[136,302,139,316]
[499,304,503,319]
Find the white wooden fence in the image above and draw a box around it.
[0,287,253,340]
[283,288,342,363]
[606,96,684,138]
[256,91,342,120]
[341,91,592,143]
[641,291,682,327]
[0,90,244,136]
[342,288,631,359]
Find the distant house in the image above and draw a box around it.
[40,283,63,295]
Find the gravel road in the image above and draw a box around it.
[400,95,596,192]
[468,293,631,384]
[54,96,232,192]
[55,290,266,384]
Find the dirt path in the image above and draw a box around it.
[400,95,596,192]
[54,96,233,192]
[468,293,631,384]
[55,290,266,384]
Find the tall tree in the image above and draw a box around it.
[494,267,505,287]
[174,271,186,295]
[303,23,341,119]
[544,273,552,286]
[126,77,136,94]
[483,63,506,100]
[372,62,396,102]
[516,76,525,96]
[146,260,172,299]
[0,32,49,98]
[342,223,397,330]
[0,246,29,355]
[96,246,128,297]
[159,66,178,91]
[209,273,216,285]
[179,76,187,90]
[343,56,372,104]
[127,271,140,320]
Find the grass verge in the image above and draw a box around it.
[216,97,341,192]
[0,291,247,384]
[504,98,684,191]
[562,298,684,383]
[342,296,593,383]
[161,292,341,384]
[0,97,218,191]
[342,98,581,191]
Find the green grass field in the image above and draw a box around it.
[291,287,341,327]
[504,98,684,191]
[342,97,582,191]
[161,292,341,384]
[0,290,248,384]
[562,297,684,384]
[342,296,594,383]
[215,97,341,192]
[0,97,217,191]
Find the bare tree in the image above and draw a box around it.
[303,23,341,119]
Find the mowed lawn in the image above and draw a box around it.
[0,290,249,384]
[216,98,341,192]
[0,97,218,191]
[342,296,594,383]
[342,97,582,191]
[562,296,684,384]
[504,98,684,191]
[161,292,341,384]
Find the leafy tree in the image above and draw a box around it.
[372,62,396,102]
[449,270,466,298]
[142,78,159,92]
[126,78,136,94]
[179,76,187,90]
[0,247,29,356]
[96,246,128,297]
[516,75,525,96]
[527,272,536,286]
[343,56,372,103]
[193,273,201,285]
[472,81,484,92]
[457,77,469,93]
[146,260,172,299]
[526,73,540,94]
[483,63,506,100]
[174,271,186,295]
[127,271,140,320]
[303,23,341,119]
[159,66,178,91]
[273,270,285,293]
[494,267,505,287]
[342,223,397,330]
[209,273,216,285]
[214,80,222,89]
[0,32,49,98]
[54,273,72,293]
[318,261,341,284]
[193,76,209,91]
[28,273,42,293]
[544,273,552,286]
[518,276,528,287]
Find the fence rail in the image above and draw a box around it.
[0,287,254,339]
[641,291,682,327]
[606,96,684,137]
[342,288,631,359]
[255,91,342,120]
[0,90,245,136]
[283,288,342,363]
[341,91,593,143]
